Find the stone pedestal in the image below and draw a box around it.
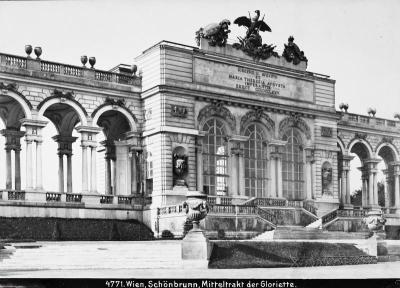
[181,228,210,261]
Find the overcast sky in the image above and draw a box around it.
[0,0,399,193]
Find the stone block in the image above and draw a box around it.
[181,229,211,261]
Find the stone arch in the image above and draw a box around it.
[38,97,87,126]
[92,105,137,131]
[376,142,399,165]
[278,114,311,140]
[347,137,373,161]
[0,86,33,119]
[240,109,275,138]
[197,103,235,134]
[337,137,346,154]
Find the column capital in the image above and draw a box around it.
[230,147,243,156]
[52,135,78,155]
[270,151,283,160]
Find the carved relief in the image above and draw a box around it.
[240,109,275,132]
[173,146,188,186]
[279,114,311,139]
[53,89,74,100]
[197,102,235,132]
[321,126,333,137]
[355,132,367,140]
[104,97,125,107]
[171,105,188,118]
[321,161,333,195]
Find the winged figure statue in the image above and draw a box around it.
[232,10,278,60]
[234,10,271,40]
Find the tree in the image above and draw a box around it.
[350,180,386,207]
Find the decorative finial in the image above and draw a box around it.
[34,47,42,60]
[131,64,137,76]
[367,108,376,117]
[89,57,96,69]
[81,55,88,67]
[195,19,231,47]
[25,45,32,58]
[394,113,400,120]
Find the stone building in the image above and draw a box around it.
[0,19,399,240]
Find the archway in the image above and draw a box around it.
[0,94,28,191]
[96,110,132,195]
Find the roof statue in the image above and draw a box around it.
[282,36,308,65]
[195,19,231,47]
[232,10,278,60]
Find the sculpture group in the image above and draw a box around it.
[195,10,307,64]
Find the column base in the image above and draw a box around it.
[367,204,381,210]
[390,206,400,213]
[342,204,354,210]
[181,228,211,261]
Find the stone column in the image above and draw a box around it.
[58,153,64,193]
[5,147,12,189]
[373,170,379,206]
[276,154,283,198]
[368,168,374,206]
[36,140,43,190]
[341,155,354,208]
[105,157,112,195]
[229,145,239,197]
[382,169,390,208]
[81,145,88,193]
[269,156,276,198]
[14,148,21,190]
[196,143,203,192]
[393,164,400,208]
[66,154,72,193]
[131,151,138,194]
[238,147,245,196]
[90,146,97,193]
[361,167,369,207]
[25,139,33,190]
[305,152,314,200]
[341,169,347,206]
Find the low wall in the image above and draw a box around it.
[0,217,153,241]
[0,201,142,220]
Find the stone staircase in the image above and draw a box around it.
[254,226,370,240]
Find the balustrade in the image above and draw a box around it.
[41,61,61,73]
[117,196,132,205]
[66,193,82,203]
[0,52,140,86]
[321,209,338,224]
[342,113,399,129]
[4,55,26,68]
[100,195,113,204]
[46,192,61,202]
[8,191,25,200]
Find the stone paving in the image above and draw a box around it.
[0,241,399,279]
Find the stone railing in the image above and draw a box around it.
[0,52,141,87]
[66,193,82,203]
[321,209,338,225]
[339,112,399,129]
[302,201,318,215]
[337,209,367,218]
[46,192,61,202]
[8,190,25,201]
[100,195,113,204]
[158,204,184,215]
[0,189,145,209]
[206,195,232,205]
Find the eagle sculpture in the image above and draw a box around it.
[234,10,271,40]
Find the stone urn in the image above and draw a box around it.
[25,45,32,58]
[34,47,42,59]
[181,191,210,263]
[363,209,386,235]
[81,55,88,67]
[89,57,96,69]
[183,191,208,230]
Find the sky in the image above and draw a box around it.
[0,0,399,193]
